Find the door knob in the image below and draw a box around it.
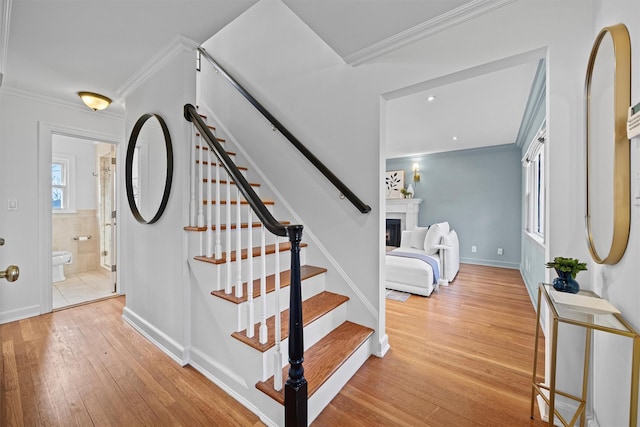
[1,265,19,282]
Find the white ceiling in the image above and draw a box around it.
[1,0,539,158]
[1,0,258,114]
[282,0,474,59]
[385,59,541,158]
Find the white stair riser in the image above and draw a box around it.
[196,163,246,178]
[187,258,323,330]
[242,273,326,333]
[256,301,348,381]
[250,335,374,427]
[187,226,283,257]
[198,182,261,201]
[196,204,275,226]
[188,249,308,291]
[200,266,324,333]
[308,336,373,424]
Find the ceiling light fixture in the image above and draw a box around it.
[452,136,458,141]
[78,91,112,111]
[426,95,436,102]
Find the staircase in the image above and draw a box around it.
[183,106,373,426]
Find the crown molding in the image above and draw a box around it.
[116,34,199,100]
[344,0,517,66]
[0,0,12,84]
[0,86,124,119]
[388,143,519,162]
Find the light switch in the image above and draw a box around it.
[7,199,17,211]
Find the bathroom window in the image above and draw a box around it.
[52,154,76,213]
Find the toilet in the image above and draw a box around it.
[52,250,72,282]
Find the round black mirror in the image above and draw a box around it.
[125,113,173,224]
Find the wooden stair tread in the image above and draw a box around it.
[202,199,274,205]
[184,221,289,232]
[195,242,308,266]
[195,160,247,170]
[231,291,348,352]
[211,265,326,304]
[256,321,374,404]
[202,179,260,187]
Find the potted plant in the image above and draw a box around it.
[545,256,587,293]
[400,187,413,198]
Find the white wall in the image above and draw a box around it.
[119,49,196,362]
[0,89,123,322]
[588,2,640,425]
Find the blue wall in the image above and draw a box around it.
[387,144,522,268]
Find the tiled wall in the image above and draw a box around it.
[53,209,100,275]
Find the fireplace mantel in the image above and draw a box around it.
[385,198,423,231]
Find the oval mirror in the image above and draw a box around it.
[125,113,173,224]
[585,23,631,264]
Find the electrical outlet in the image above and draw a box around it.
[497,248,503,255]
[471,245,477,253]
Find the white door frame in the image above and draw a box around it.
[37,122,122,313]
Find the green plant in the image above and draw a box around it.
[545,256,587,279]
[400,188,412,198]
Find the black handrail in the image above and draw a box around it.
[184,104,294,238]
[184,103,308,426]
[197,47,371,214]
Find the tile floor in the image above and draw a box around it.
[53,269,117,310]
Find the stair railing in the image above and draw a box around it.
[184,104,307,426]
[197,47,371,214]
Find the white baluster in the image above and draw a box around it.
[246,209,254,338]
[214,159,222,259]
[234,185,243,298]
[189,130,196,227]
[205,146,213,258]
[197,137,204,229]
[259,225,267,344]
[273,234,282,391]
[225,170,232,295]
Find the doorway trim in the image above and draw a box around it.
[37,122,121,313]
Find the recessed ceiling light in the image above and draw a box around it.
[452,136,458,141]
[426,95,436,102]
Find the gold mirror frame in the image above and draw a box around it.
[585,23,631,264]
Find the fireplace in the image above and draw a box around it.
[386,219,402,247]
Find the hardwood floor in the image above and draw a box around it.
[313,263,547,426]
[0,297,262,426]
[1,263,546,426]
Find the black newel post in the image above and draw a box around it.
[285,225,307,427]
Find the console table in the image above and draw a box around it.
[531,283,640,426]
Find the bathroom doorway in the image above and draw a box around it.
[51,135,118,310]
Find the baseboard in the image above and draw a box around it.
[121,306,187,365]
[536,392,583,426]
[188,348,279,427]
[519,267,538,307]
[459,258,520,269]
[0,304,40,324]
[375,332,390,357]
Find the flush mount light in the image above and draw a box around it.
[426,95,436,102]
[452,136,458,141]
[78,91,112,111]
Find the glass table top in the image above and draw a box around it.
[540,284,637,336]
